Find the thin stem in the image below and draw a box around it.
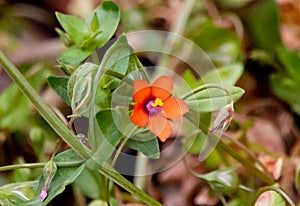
[239,185,254,192]
[106,126,138,205]
[222,134,269,175]
[216,139,274,185]
[0,160,85,172]
[184,115,274,185]
[111,137,129,167]
[111,126,139,167]
[158,0,196,68]
[99,162,162,206]
[105,70,126,81]
[133,152,148,190]
[105,136,129,206]
[105,69,134,85]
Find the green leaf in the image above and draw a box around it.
[67,63,98,102]
[276,46,300,83]
[55,28,72,47]
[127,53,147,74]
[55,12,90,44]
[58,46,93,65]
[199,166,239,196]
[47,76,70,106]
[105,35,132,75]
[185,86,245,112]
[186,20,241,66]
[75,167,106,199]
[89,13,100,33]
[96,35,136,109]
[67,63,98,116]
[22,150,85,205]
[201,63,243,86]
[85,1,120,48]
[92,109,124,164]
[57,1,120,65]
[0,181,38,205]
[54,149,84,162]
[242,0,281,50]
[270,74,300,115]
[126,133,160,159]
[56,2,120,65]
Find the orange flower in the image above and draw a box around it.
[130,76,189,142]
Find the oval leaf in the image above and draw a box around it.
[55,12,90,44]
[185,86,244,112]
[126,133,160,159]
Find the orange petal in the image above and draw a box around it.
[162,97,189,119]
[151,76,173,100]
[148,112,171,142]
[130,104,148,127]
[133,80,151,103]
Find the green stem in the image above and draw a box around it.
[105,70,133,85]
[184,113,274,185]
[223,134,269,175]
[99,162,162,206]
[111,137,129,167]
[0,160,85,172]
[111,127,137,167]
[253,186,295,206]
[106,126,138,205]
[105,136,130,206]
[158,0,196,68]
[0,52,161,206]
[216,139,274,185]
[133,152,148,190]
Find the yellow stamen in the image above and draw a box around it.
[151,98,163,107]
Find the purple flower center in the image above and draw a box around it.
[146,99,162,114]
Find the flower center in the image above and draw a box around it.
[146,98,163,114]
[151,98,164,107]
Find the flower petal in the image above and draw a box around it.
[130,104,148,127]
[148,112,171,142]
[133,80,151,103]
[151,76,173,100]
[162,97,189,119]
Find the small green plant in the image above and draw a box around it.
[0,1,296,205]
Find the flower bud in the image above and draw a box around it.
[40,160,57,201]
[210,103,234,136]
